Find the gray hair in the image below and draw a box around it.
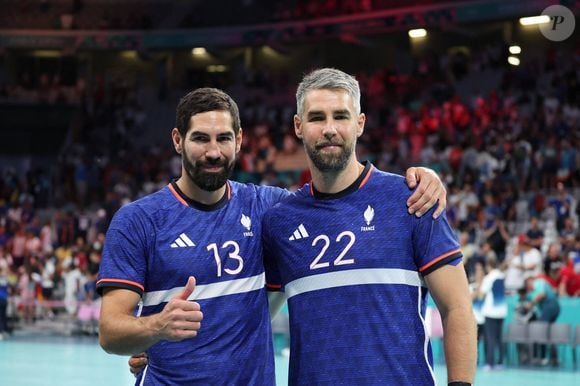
[295,68,361,117]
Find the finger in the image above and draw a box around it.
[407,180,432,214]
[172,320,202,331]
[173,276,196,301]
[130,364,145,375]
[167,300,202,313]
[405,167,418,189]
[433,191,447,219]
[128,357,147,376]
[175,308,204,322]
[128,357,148,367]
[167,328,200,341]
[131,352,148,359]
[412,184,438,217]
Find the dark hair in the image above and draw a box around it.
[175,87,241,137]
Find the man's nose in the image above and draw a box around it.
[322,119,338,137]
[205,141,221,159]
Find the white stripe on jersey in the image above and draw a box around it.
[285,268,425,299]
[142,273,265,306]
[418,286,437,385]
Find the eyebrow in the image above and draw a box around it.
[189,130,234,137]
[306,109,351,119]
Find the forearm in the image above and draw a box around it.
[267,292,287,320]
[442,308,477,384]
[99,313,162,355]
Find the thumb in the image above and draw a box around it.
[173,276,196,301]
[405,167,418,189]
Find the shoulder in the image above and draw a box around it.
[230,181,288,199]
[229,181,291,212]
[263,185,307,218]
[110,187,171,225]
[367,168,409,195]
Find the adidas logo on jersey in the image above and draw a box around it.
[361,205,375,232]
[241,214,254,237]
[289,224,309,241]
[170,233,196,248]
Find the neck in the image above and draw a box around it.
[176,176,226,205]
[310,158,364,194]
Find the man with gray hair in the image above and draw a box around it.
[264,68,476,386]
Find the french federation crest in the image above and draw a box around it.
[241,214,254,236]
[362,205,375,231]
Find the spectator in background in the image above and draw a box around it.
[505,234,542,294]
[524,273,561,365]
[483,216,510,264]
[549,182,574,233]
[559,236,580,297]
[559,217,576,249]
[478,256,507,371]
[460,231,479,282]
[542,243,563,289]
[62,257,83,316]
[0,265,9,338]
[9,226,26,270]
[469,262,485,364]
[0,246,12,272]
[77,271,99,335]
[526,216,544,250]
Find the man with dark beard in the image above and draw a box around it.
[263,68,476,386]
[98,87,448,385]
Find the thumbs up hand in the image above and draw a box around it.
[153,276,203,342]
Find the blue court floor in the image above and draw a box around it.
[1,334,579,385]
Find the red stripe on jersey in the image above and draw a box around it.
[266,283,282,289]
[358,164,374,189]
[168,183,188,206]
[419,248,462,272]
[97,278,145,292]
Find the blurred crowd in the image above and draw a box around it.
[0,41,579,342]
[0,0,443,31]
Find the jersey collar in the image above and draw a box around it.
[310,161,374,200]
[168,180,231,211]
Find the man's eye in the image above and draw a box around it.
[218,136,232,142]
[309,116,324,122]
[191,136,208,142]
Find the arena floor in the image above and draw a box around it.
[1,333,579,385]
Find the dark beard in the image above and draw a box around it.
[183,157,234,192]
[304,141,353,172]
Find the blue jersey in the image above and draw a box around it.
[263,163,462,386]
[97,180,288,385]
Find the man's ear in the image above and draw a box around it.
[357,113,366,137]
[236,127,243,153]
[172,128,183,154]
[294,115,303,139]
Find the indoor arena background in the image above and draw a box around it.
[0,0,579,385]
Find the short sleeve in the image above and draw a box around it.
[97,204,151,296]
[413,208,462,276]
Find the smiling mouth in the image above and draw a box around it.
[200,165,224,172]
[316,143,342,150]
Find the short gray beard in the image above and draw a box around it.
[304,141,353,172]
